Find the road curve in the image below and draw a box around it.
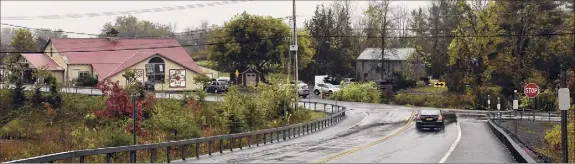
[323,114,515,163]
[27,85,516,163]
[174,99,415,163]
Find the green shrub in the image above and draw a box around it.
[12,80,26,107]
[393,91,474,109]
[150,99,201,140]
[31,87,43,106]
[0,118,43,139]
[75,76,98,87]
[102,125,133,147]
[541,110,575,163]
[334,82,381,103]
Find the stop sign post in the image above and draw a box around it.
[523,83,539,111]
[524,83,540,98]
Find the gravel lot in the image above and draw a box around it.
[496,120,558,163]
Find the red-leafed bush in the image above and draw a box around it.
[93,79,157,136]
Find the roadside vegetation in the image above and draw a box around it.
[0,74,325,162]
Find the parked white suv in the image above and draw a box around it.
[314,83,340,95]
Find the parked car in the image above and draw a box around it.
[313,83,340,96]
[205,81,228,93]
[341,78,357,86]
[279,82,310,98]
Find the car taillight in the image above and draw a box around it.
[437,115,443,121]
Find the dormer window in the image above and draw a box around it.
[145,56,165,83]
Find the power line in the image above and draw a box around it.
[2,32,574,54]
[2,15,296,39]
[0,0,252,20]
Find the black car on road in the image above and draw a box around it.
[415,109,445,131]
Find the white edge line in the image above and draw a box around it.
[344,111,369,131]
[439,122,462,163]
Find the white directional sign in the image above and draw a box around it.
[290,45,298,51]
[513,100,518,110]
[558,88,570,111]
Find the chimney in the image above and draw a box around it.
[105,28,120,42]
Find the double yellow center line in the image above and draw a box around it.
[313,110,416,163]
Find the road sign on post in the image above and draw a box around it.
[235,69,239,84]
[558,88,570,163]
[558,88,570,111]
[513,90,518,110]
[524,83,540,98]
[433,82,446,88]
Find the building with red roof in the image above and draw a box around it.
[20,35,215,91]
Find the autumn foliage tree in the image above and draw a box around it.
[93,79,156,136]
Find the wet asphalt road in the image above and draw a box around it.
[173,99,516,163]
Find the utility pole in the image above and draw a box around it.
[571,2,575,160]
[291,0,299,111]
[380,1,387,80]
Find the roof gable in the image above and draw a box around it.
[21,53,64,71]
[357,48,416,61]
[47,38,202,78]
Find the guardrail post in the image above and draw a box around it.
[130,150,137,163]
[283,129,287,140]
[248,135,252,147]
[332,105,334,113]
[219,139,223,153]
[270,133,273,143]
[324,104,326,112]
[256,134,260,146]
[314,102,317,110]
[195,142,200,158]
[276,132,280,142]
[166,146,171,163]
[229,138,234,151]
[106,153,113,163]
[180,145,186,161]
[79,156,85,163]
[239,137,243,149]
[208,141,213,155]
[264,133,267,144]
[149,149,156,163]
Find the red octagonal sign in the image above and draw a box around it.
[524,83,540,98]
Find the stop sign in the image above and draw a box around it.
[524,83,540,98]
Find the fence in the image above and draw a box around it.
[488,111,560,163]
[5,84,221,100]
[486,112,538,163]
[5,100,347,163]
[477,93,558,111]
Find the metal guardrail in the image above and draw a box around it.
[486,113,538,163]
[5,101,346,163]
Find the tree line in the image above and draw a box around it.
[2,0,574,99]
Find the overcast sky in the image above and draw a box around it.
[1,1,429,38]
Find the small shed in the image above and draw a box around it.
[230,68,261,87]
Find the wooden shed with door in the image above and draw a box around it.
[230,68,261,87]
